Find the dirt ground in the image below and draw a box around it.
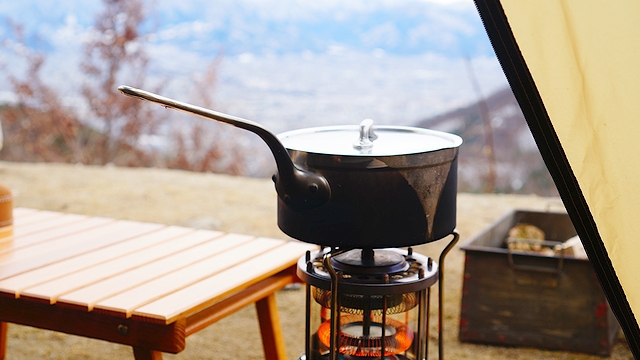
[0,161,633,359]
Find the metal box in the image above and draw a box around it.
[459,210,620,356]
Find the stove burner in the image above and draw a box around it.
[298,247,438,295]
[317,315,414,358]
[331,249,409,275]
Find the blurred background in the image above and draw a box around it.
[0,0,555,196]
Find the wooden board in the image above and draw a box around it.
[2,226,204,297]
[12,213,87,237]
[133,240,312,324]
[56,232,255,312]
[0,216,115,255]
[93,237,284,318]
[0,220,163,280]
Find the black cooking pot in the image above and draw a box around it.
[119,86,462,248]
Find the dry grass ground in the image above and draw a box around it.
[0,161,633,359]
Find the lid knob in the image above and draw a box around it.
[353,119,378,152]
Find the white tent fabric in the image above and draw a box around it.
[501,0,640,311]
[474,0,640,356]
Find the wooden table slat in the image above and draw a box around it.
[0,220,141,268]
[0,217,116,257]
[134,240,312,324]
[93,237,285,318]
[13,213,89,237]
[0,227,198,295]
[3,221,161,263]
[0,221,164,280]
[3,226,208,297]
[0,216,114,256]
[13,210,67,226]
[56,233,256,312]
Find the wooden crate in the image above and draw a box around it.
[459,210,620,356]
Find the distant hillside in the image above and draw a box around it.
[417,86,558,196]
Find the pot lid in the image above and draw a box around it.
[277,119,462,156]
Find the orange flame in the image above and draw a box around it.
[316,315,414,357]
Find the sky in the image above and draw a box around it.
[0,0,508,148]
[1,0,489,51]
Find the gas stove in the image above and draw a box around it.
[297,238,458,360]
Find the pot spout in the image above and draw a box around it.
[118,85,330,211]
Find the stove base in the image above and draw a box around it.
[343,355,410,360]
[298,354,411,360]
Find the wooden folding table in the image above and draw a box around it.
[0,208,312,359]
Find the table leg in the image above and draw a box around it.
[255,293,287,360]
[0,322,6,360]
[132,347,163,360]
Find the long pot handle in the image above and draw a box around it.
[118,85,330,211]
